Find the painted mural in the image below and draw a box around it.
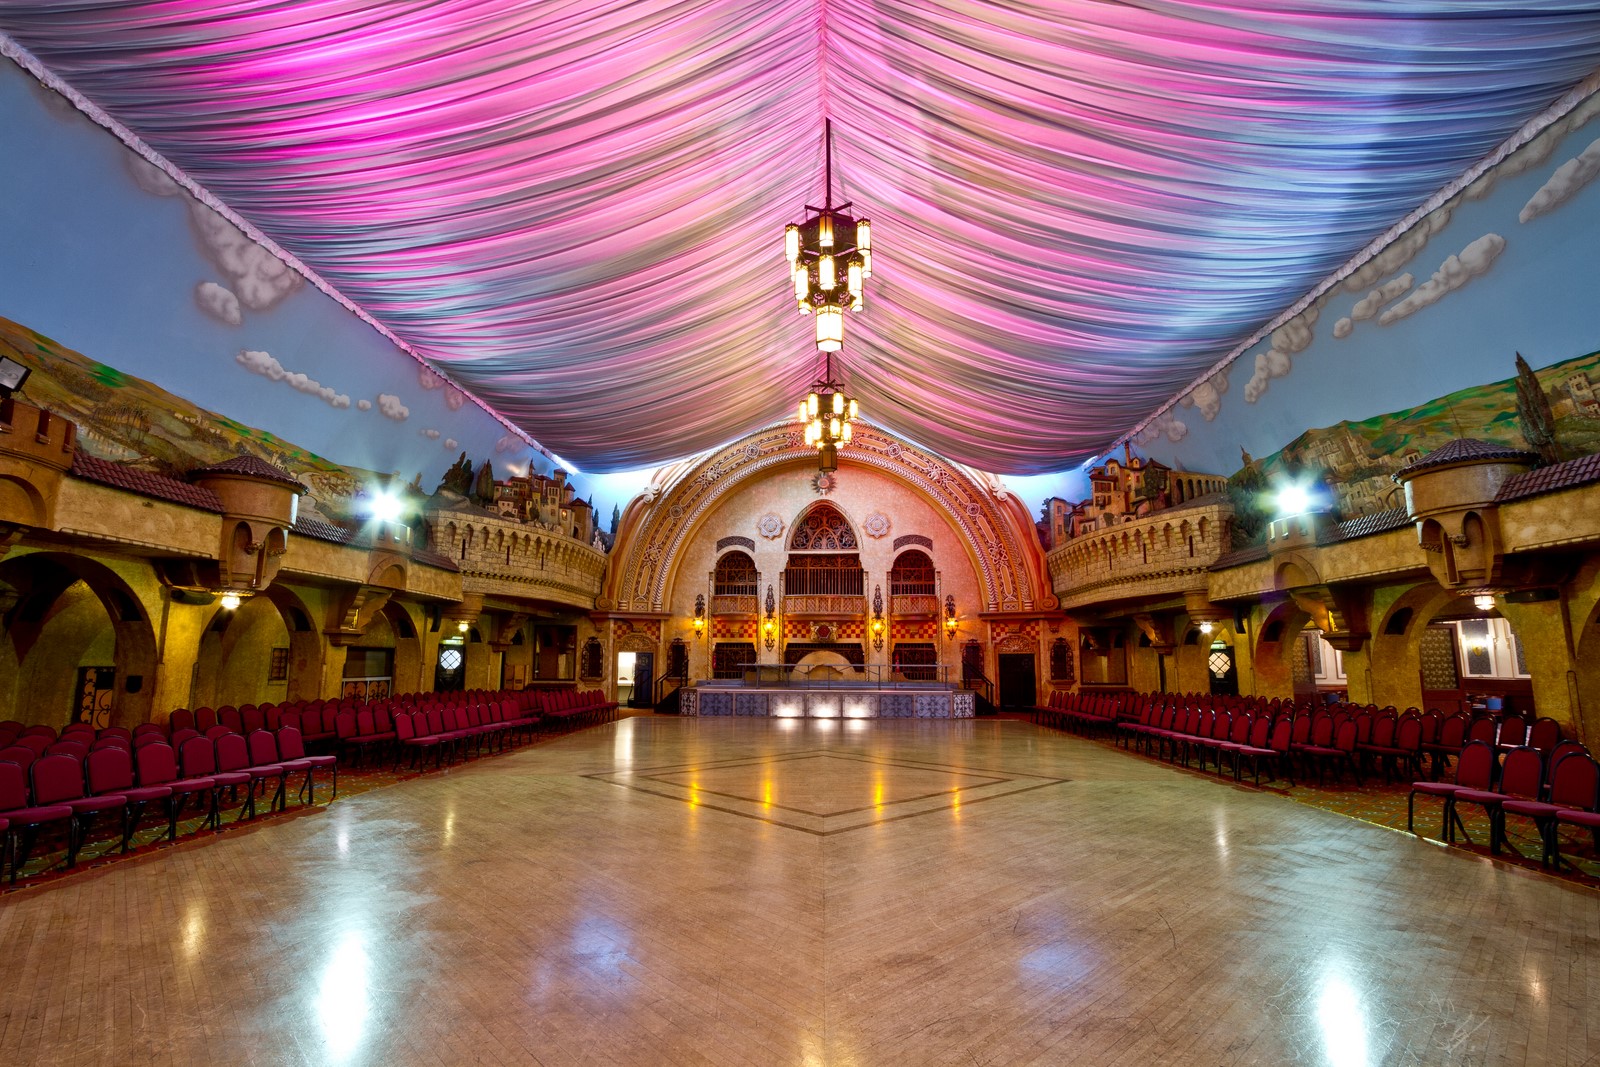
[1243,347,1600,519]
[1132,89,1600,491]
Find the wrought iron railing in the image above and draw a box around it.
[694,663,961,688]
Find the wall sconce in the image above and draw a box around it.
[217,591,244,611]
[944,595,958,640]
[457,620,470,634]
[763,584,777,651]
[1198,621,1213,635]
[871,583,885,651]
[693,593,706,639]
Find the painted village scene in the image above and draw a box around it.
[0,316,610,550]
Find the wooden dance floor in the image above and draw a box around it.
[1,717,1595,1065]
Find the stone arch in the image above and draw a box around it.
[0,474,49,528]
[0,551,158,726]
[617,631,657,654]
[1367,582,1461,712]
[381,600,425,694]
[1253,599,1312,700]
[606,424,1047,614]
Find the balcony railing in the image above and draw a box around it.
[890,593,940,617]
[696,663,961,688]
[783,594,866,617]
[710,594,760,615]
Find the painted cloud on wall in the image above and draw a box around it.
[1180,370,1230,422]
[1243,307,1318,404]
[235,349,351,409]
[1520,137,1600,222]
[1334,273,1415,339]
[188,203,302,312]
[376,393,410,421]
[1133,409,1188,444]
[194,281,242,325]
[1378,233,1506,325]
[1341,209,1450,293]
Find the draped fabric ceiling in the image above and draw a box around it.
[5,2,1600,474]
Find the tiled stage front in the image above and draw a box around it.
[2,717,1597,1066]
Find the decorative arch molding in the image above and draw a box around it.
[893,534,933,552]
[716,535,756,553]
[788,501,858,551]
[617,631,657,654]
[996,633,1035,655]
[607,424,1049,614]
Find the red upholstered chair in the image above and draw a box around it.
[90,735,132,752]
[45,740,89,761]
[274,727,335,802]
[1527,717,1563,754]
[240,705,265,735]
[1496,714,1529,750]
[134,742,217,841]
[0,745,38,772]
[14,734,51,757]
[194,707,218,732]
[1453,746,1544,854]
[168,708,195,734]
[30,752,127,867]
[1421,712,1469,778]
[179,736,250,828]
[245,730,294,814]
[84,746,172,852]
[0,759,75,881]
[1504,749,1599,867]
[214,733,280,821]
[1408,740,1497,843]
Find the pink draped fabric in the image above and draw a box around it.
[4,2,1600,472]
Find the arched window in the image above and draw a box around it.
[789,503,858,550]
[713,551,758,597]
[889,550,935,597]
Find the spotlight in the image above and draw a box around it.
[457,621,470,633]
[1473,594,1496,612]
[1274,484,1313,518]
[218,592,242,611]
[1199,621,1213,635]
[366,490,403,524]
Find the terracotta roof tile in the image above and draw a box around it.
[1496,452,1600,502]
[1325,508,1412,543]
[70,454,225,512]
[412,548,461,572]
[1210,544,1270,570]
[1395,438,1536,479]
[291,516,357,544]
[190,455,306,491]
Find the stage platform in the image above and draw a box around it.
[681,681,974,719]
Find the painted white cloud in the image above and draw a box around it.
[1242,307,1318,404]
[443,438,460,451]
[1465,93,1600,201]
[357,399,372,411]
[194,281,242,325]
[1351,274,1414,322]
[421,428,442,440]
[418,368,446,390]
[1182,370,1229,422]
[1342,208,1450,293]
[188,202,302,311]
[1378,233,1506,326]
[1520,138,1600,223]
[376,394,410,421]
[235,350,351,409]
[445,388,467,411]
[1133,410,1187,445]
[1333,317,1353,339]
[495,433,525,454]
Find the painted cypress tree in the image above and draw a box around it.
[1514,352,1561,465]
[472,459,496,507]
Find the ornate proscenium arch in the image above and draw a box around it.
[605,424,1053,614]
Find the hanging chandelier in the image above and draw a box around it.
[798,350,858,473]
[784,119,872,352]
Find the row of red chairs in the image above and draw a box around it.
[1408,740,1600,867]
[0,725,332,882]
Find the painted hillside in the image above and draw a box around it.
[0,316,383,520]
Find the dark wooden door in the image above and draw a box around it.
[1207,645,1238,696]
[630,652,654,708]
[997,653,1036,709]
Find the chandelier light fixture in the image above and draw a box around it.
[797,350,859,473]
[784,119,872,353]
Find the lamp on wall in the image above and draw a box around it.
[871,584,885,651]
[944,595,958,640]
[0,356,31,399]
[763,585,777,651]
[693,594,706,639]
[1472,593,1496,612]
[217,591,244,611]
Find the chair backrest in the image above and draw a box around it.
[1498,747,1543,800]
[1417,711,1440,745]
[394,714,416,743]
[99,726,133,740]
[1353,713,1373,745]
[61,723,95,740]
[15,734,52,755]
[86,745,137,794]
[1456,740,1497,790]
[1333,719,1359,754]
[1548,751,1600,811]
[133,731,167,749]
[204,724,233,740]
[276,726,308,759]
[180,736,219,777]
[1528,717,1562,752]
[1498,715,1528,748]
[1544,741,1588,791]
[1435,712,1467,747]
[31,752,87,804]
[1467,716,1498,745]
[219,707,243,733]
[22,724,58,740]
[0,745,38,771]
[46,740,89,760]
[90,735,131,752]
[132,722,166,738]
[135,742,179,783]
[1269,717,1294,754]
[356,709,377,736]
[215,733,251,773]
[1394,717,1423,752]
[247,730,280,766]
[1310,714,1335,747]
[168,708,195,733]
[1368,716,1396,748]
[241,706,265,734]
[0,759,30,811]
[264,708,283,731]
[169,727,200,749]
[195,707,218,731]
[336,711,358,740]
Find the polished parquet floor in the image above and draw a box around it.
[2,717,1597,1066]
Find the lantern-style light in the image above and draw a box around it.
[783,120,874,352]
